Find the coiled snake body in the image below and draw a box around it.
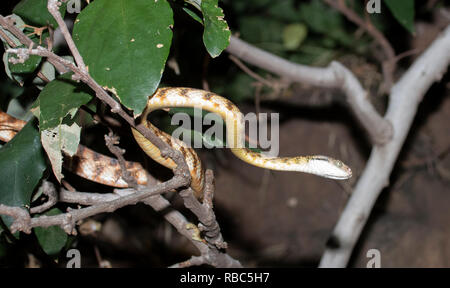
[0,87,352,198]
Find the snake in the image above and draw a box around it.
[0,87,352,199]
[131,87,352,198]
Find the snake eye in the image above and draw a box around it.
[335,160,343,168]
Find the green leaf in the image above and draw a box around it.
[282,23,308,51]
[238,16,284,45]
[267,0,300,22]
[299,0,340,34]
[34,208,68,255]
[41,123,81,182]
[6,97,35,123]
[224,0,271,13]
[0,119,47,229]
[182,5,204,24]
[13,0,66,28]
[383,0,415,33]
[224,72,255,102]
[201,0,231,58]
[298,0,354,47]
[0,78,25,112]
[72,0,173,115]
[36,73,93,131]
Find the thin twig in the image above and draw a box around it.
[169,255,207,268]
[0,28,17,47]
[0,14,68,74]
[104,132,139,188]
[393,48,421,63]
[0,18,54,83]
[47,0,87,73]
[202,54,210,91]
[30,181,58,214]
[229,54,274,88]
[324,0,397,92]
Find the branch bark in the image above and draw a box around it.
[319,25,450,268]
[2,174,187,235]
[29,181,58,214]
[47,0,87,73]
[59,188,242,267]
[104,132,139,188]
[226,36,393,145]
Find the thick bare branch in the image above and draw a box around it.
[0,204,31,234]
[179,187,227,250]
[319,25,450,268]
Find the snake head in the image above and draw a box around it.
[309,156,352,180]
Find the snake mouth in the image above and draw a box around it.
[321,168,352,180]
[325,173,352,180]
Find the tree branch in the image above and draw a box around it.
[47,0,87,73]
[58,188,242,267]
[104,132,139,188]
[0,204,31,233]
[319,25,450,268]
[2,174,188,235]
[29,181,58,214]
[324,0,397,92]
[0,14,68,73]
[226,35,393,145]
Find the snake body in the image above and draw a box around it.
[132,87,352,198]
[0,87,352,198]
[0,111,149,188]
